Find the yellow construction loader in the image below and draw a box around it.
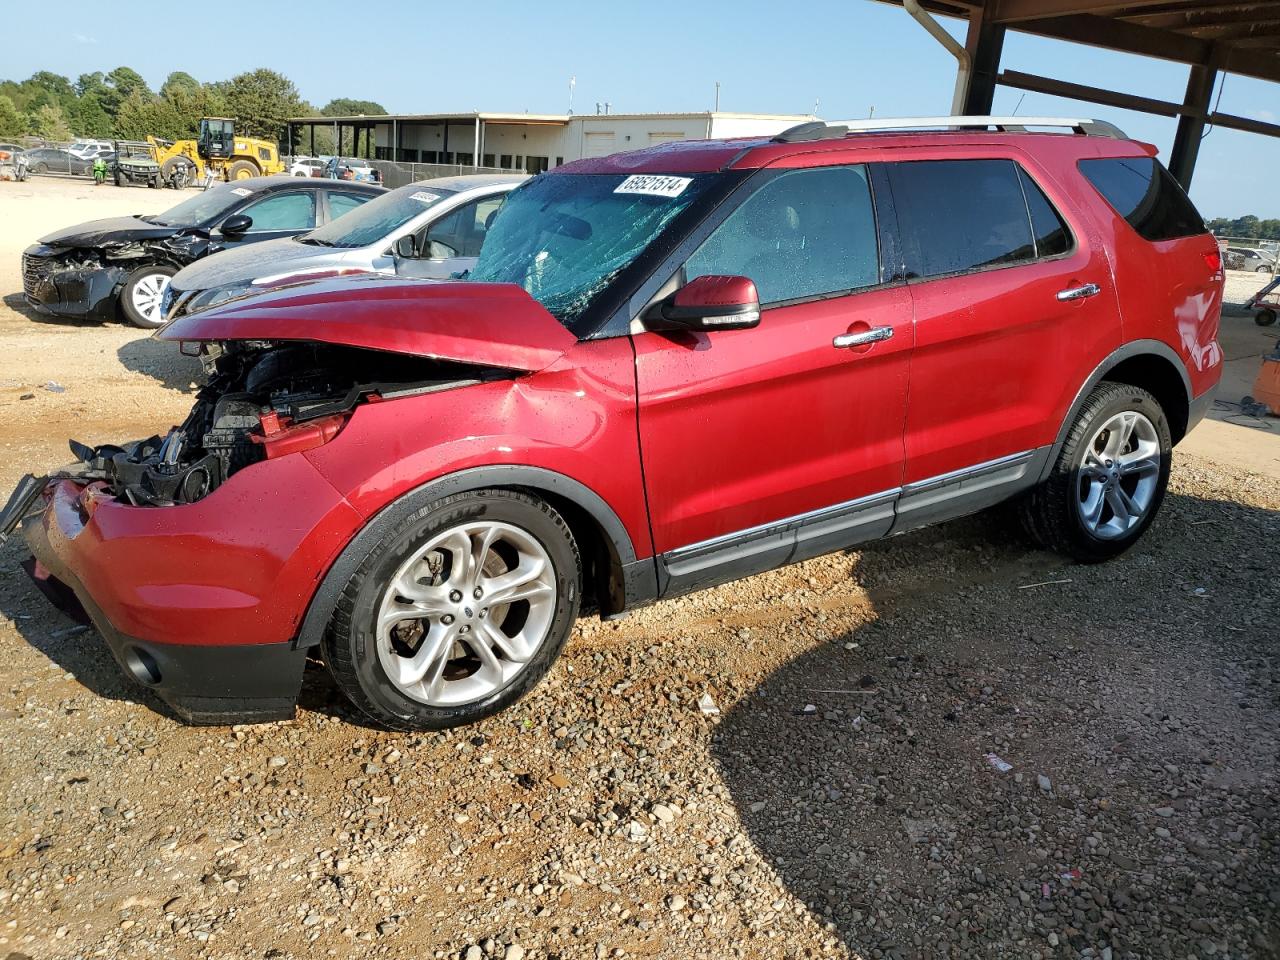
[150,118,285,184]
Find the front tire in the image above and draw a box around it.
[1018,382,1171,563]
[323,489,581,730]
[227,160,258,180]
[120,264,176,328]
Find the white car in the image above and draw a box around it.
[290,157,325,177]
[68,140,114,160]
[165,173,527,319]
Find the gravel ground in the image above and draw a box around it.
[0,178,1277,960]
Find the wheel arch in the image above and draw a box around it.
[1042,340,1192,483]
[294,466,651,649]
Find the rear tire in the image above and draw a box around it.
[322,489,581,731]
[1018,381,1171,563]
[1256,308,1277,327]
[120,264,176,328]
[227,160,257,180]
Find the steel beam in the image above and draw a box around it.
[963,6,1008,112]
[1169,63,1217,187]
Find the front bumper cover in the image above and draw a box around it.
[22,510,307,724]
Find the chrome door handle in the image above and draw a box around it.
[833,326,894,349]
[1056,282,1101,302]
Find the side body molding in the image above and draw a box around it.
[294,466,646,648]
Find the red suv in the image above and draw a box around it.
[6,117,1223,730]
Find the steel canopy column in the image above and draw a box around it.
[1169,63,1217,190]
[962,6,1007,115]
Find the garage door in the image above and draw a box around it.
[649,132,684,145]
[584,131,616,158]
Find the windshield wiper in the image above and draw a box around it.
[295,236,337,246]
[139,215,170,226]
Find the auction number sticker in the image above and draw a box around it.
[409,191,441,204]
[230,187,253,197]
[614,174,692,198]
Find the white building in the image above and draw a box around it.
[286,111,814,173]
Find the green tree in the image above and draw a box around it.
[222,68,302,141]
[100,66,151,116]
[69,93,113,138]
[76,72,106,98]
[160,71,200,100]
[0,95,24,139]
[114,89,185,140]
[321,98,387,117]
[30,102,71,140]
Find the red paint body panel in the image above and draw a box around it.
[158,277,575,372]
[634,286,914,552]
[33,455,363,646]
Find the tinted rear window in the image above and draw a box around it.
[1018,167,1072,258]
[890,159,1037,279]
[1079,157,1205,242]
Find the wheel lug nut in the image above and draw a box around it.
[449,590,463,602]
[459,625,471,634]
[441,614,454,625]
[479,609,487,618]
[473,587,483,599]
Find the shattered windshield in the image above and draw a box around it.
[468,173,713,330]
[300,182,457,248]
[144,182,252,228]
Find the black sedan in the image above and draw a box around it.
[22,148,95,176]
[21,176,385,327]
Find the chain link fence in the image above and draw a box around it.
[11,136,107,177]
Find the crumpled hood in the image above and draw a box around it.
[170,236,338,292]
[157,275,576,372]
[39,215,183,248]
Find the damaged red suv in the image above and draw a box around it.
[5,117,1223,729]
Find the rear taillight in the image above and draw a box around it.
[1204,251,1222,272]
[252,411,348,459]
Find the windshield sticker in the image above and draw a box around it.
[230,187,253,197]
[613,174,692,198]
[409,191,441,204]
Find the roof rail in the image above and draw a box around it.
[772,116,1127,143]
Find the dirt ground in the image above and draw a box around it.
[0,176,1276,960]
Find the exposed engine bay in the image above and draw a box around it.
[65,342,500,506]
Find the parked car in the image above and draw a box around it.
[69,140,115,160]
[21,147,93,176]
[1225,246,1276,273]
[290,157,325,177]
[318,156,378,182]
[21,176,384,328]
[7,117,1223,729]
[165,174,525,319]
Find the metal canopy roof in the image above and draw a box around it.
[878,0,1280,83]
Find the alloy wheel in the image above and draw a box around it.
[1075,410,1161,540]
[375,521,557,706]
[130,273,171,325]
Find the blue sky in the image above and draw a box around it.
[10,0,1279,217]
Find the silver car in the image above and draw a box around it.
[164,174,526,320]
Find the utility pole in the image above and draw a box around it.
[714,81,720,112]
[568,76,576,115]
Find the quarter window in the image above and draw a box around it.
[1018,166,1072,258]
[1079,156,1205,242]
[890,159,1037,279]
[685,165,880,304]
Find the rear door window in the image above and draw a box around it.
[1078,156,1205,241]
[327,191,373,221]
[889,159,1037,279]
[685,164,880,304]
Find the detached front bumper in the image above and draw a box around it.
[15,459,363,723]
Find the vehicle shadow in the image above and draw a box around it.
[116,336,204,394]
[2,292,102,327]
[708,491,1280,959]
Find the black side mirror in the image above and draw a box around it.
[221,214,252,237]
[647,274,762,332]
[393,234,418,259]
